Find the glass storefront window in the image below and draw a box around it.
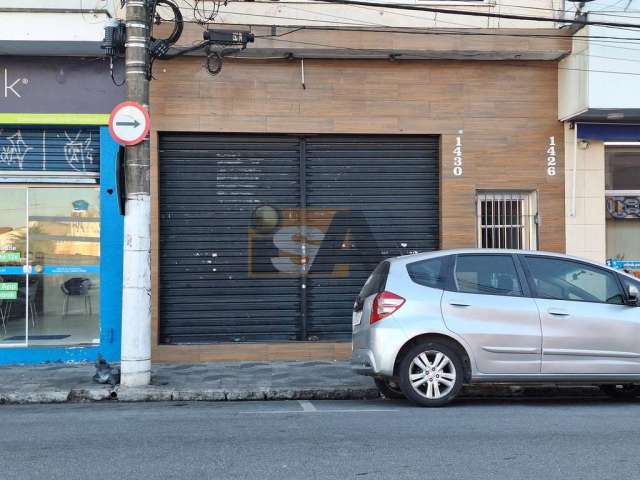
[0,186,100,347]
[606,146,640,279]
[606,147,640,190]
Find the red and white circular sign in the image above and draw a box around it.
[108,101,151,146]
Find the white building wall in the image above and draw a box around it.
[558,32,589,120]
[0,0,115,55]
[564,124,607,263]
[588,22,640,110]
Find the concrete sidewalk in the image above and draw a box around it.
[0,361,604,404]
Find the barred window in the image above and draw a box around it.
[477,191,537,250]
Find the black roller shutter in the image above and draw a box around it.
[159,134,301,343]
[305,136,439,340]
[159,134,439,344]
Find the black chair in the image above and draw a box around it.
[61,277,93,318]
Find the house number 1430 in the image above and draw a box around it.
[453,136,463,176]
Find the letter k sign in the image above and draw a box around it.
[3,68,26,98]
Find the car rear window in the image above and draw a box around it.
[359,261,390,300]
[407,257,446,289]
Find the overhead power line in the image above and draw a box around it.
[308,0,640,29]
[166,13,640,44]
[493,1,640,19]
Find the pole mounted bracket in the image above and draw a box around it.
[203,30,255,48]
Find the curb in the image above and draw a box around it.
[0,384,605,405]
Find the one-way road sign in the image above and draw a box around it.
[108,101,150,146]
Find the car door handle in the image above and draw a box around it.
[449,301,471,307]
[548,308,570,317]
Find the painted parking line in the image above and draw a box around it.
[234,409,402,415]
[234,404,404,415]
[298,400,317,412]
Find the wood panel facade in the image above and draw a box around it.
[150,56,565,363]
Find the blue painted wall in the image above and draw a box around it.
[0,127,123,365]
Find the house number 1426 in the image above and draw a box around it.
[547,136,557,176]
[453,136,463,176]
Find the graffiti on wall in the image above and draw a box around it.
[0,127,98,173]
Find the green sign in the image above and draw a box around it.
[0,282,18,291]
[0,251,20,263]
[0,290,17,300]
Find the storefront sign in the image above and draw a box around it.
[0,265,99,275]
[0,251,20,262]
[607,196,640,219]
[0,126,99,173]
[41,265,99,275]
[608,260,640,270]
[0,282,18,291]
[0,56,123,114]
[0,290,17,300]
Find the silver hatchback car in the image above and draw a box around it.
[352,249,640,407]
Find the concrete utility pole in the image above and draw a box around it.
[121,0,152,386]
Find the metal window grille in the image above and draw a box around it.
[477,191,538,250]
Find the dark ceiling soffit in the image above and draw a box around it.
[573,109,640,124]
[577,122,640,141]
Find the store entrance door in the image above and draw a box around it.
[0,187,28,346]
[0,186,101,347]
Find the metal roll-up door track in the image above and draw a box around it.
[159,134,439,344]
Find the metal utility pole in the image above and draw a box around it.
[121,0,152,386]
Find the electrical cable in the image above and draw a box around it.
[306,0,640,29]
[151,0,184,45]
[162,7,640,44]
[169,16,640,44]
[109,56,126,86]
[344,2,640,33]
[152,2,640,76]
[486,0,640,19]
[206,50,224,75]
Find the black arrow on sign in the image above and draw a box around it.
[115,119,141,128]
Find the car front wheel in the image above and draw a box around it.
[399,341,464,407]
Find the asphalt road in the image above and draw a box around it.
[2,398,640,480]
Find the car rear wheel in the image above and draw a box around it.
[600,384,640,400]
[399,341,464,407]
[374,378,405,399]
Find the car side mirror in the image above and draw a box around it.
[628,285,639,306]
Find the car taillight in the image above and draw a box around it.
[370,291,405,324]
